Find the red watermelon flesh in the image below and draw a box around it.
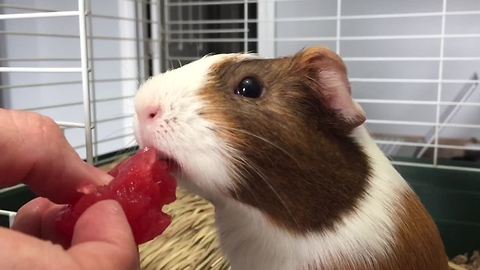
[55,147,177,245]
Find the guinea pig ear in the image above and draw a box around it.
[296,47,366,129]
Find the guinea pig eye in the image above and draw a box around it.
[234,77,263,99]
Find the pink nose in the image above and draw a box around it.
[146,106,162,120]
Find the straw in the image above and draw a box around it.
[139,189,230,270]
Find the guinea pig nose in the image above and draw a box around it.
[146,106,162,120]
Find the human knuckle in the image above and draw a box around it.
[36,115,63,137]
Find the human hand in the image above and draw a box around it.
[0,109,139,269]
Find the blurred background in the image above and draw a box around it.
[1,0,479,261]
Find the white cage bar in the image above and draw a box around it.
[0,210,16,228]
[1,0,479,175]
[163,0,480,172]
[0,0,96,164]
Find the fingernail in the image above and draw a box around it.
[99,174,114,184]
[27,197,51,212]
[95,169,114,185]
[76,184,97,195]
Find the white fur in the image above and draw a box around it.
[135,54,412,270]
[215,126,411,270]
[134,54,242,199]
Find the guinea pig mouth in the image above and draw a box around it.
[156,150,180,172]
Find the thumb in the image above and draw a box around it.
[68,200,139,270]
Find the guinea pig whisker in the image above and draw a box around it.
[112,137,138,157]
[227,148,301,229]
[96,126,134,143]
[225,152,259,203]
[303,74,317,84]
[222,145,267,212]
[125,137,137,148]
[246,161,300,230]
[215,125,303,170]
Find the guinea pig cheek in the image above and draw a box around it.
[193,111,250,198]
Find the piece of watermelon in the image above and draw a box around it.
[55,147,177,245]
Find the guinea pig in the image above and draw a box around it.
[133,47,448,270]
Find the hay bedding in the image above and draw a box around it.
[140,188,230,270]
[450,251,480,270]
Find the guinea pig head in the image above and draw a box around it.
[134,47,371,233]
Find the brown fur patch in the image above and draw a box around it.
[198,48,371,233]
[305,190,449,270]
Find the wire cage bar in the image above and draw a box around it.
[78,0,94,165]
[0,210,16,228]
[0,0,479,182]
[0,0,94,164]
[162,0,480,172]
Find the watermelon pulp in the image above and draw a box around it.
[55,147,177,245]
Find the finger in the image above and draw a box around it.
[39,203,71,247]
[0,228,77,270]
[0,201,139,270]
[11,197,53,236]
[68,200,139,270]
[12,197,71,246]
[0,109,112,203]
